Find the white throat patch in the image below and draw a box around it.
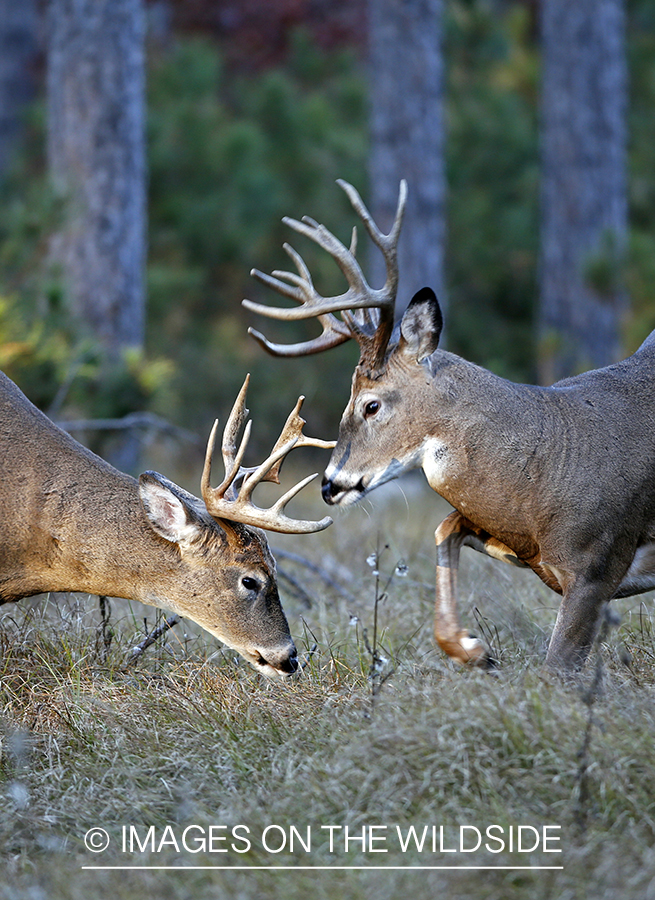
[420,437,450,491]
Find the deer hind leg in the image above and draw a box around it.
[547,544,655,671]
[434,510,521,667]
[546,578,616,672]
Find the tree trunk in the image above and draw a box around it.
[47,0,146,354]
[537,0,628,384]
[0,0,38,181]
[367,0,446,318]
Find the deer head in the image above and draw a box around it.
[137,375,335,675]
[243,180,443,507]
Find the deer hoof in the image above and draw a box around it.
[437,632,490,667]
[458,633,488,665]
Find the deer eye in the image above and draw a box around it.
[241,577,259,591]
[364,400,381,419]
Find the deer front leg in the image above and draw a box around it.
[434,510,491,666]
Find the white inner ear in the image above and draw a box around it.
[139,480,202,545]
[399,298,441,362]
[400,310,430,360]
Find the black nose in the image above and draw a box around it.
[278,652,298,675]
[321,476,340,504]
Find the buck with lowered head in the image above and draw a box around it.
[0,371,333,676]
[244,179,655,673]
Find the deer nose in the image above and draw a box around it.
[278,651,299,675]
[259,645,299,675]
[321,476,340,504]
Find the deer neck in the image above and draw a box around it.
[0,412,174,605]
[45,466,173,601]
[419,351,549,523]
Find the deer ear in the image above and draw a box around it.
[139,472,204,546]
[399,287,443,362]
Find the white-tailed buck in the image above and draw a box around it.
[244,179,655,673]
[0,371,334,676]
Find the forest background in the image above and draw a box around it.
[1,0,654,465]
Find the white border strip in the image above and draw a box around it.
[82,865,564,871]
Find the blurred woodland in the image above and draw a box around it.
[0,0,654,467]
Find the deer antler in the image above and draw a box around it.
[244,179,407,372]
[201,375,335,534]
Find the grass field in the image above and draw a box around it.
[2,476,655,900]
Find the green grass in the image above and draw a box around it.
[2,485,655,899]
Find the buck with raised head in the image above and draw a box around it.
[0,371,333,676]
[244,179,655,673]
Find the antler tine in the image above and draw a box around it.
[238,395,335,498]
[202,376,254,505]
[280,214,385,313]
[337,178,407,257]
[247,317,351,357]
[221,373,250,472]
[247,241,316,309]
[252,394,337,484]
[246,221,375,321]
[243,180,407,369]
[245,233,358,356]
[337,178,406,302]
[337,179,407,367]
[201,386,334,535]
[247,240,352,355]
[201,417,220,501]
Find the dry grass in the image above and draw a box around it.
[2,481,655,900]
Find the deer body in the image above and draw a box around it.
[325,318,655,669]
[0,370,332,676]
[245,179,655,672]
[331,341,655,562]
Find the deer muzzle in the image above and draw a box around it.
[253,641,299,677]
[321,474,367,506]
